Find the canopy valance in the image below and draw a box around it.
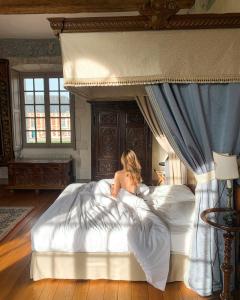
[60,29,240,87]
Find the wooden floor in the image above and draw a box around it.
[0,187,237,300]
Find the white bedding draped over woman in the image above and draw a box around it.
[31,179,170,290]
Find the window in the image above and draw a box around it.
[21,74,75,147]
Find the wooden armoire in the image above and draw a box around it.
[0,59,14,165]
[91,101,152,184]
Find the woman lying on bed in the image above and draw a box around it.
[111,149,142,197]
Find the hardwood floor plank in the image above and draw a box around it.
[148,284,164,300]
[103,280,118,300]
[87,280,105,300]
[38,280,59,300]
[118,281,132,300]
[178,282,198,300]
[72,280,89,300]
[132,282,149,300]
[0,255,31,300]
[163,282,183,300]
[52,280,77,300]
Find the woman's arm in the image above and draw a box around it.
[111,172,121,198]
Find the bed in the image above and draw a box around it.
[30,180,195,290]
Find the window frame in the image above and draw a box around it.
[20,72,75,148]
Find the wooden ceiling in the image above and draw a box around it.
[1,0,142,14]
[0,0,198,14]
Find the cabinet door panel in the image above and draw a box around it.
[91,101,152,184]
[92,108,121,180]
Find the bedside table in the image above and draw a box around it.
[201,208,240,300]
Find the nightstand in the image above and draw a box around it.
[201,208,240,300]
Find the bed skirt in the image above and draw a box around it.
[30,251,188,282]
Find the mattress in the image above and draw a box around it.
[31,183,195,256]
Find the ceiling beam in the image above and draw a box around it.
[0,0,196,14]
[0,0,143,14]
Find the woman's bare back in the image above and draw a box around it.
[111,170,138,197]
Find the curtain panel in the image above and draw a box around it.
[146,83,240,296]
[136,95,187,185]
[60,30,240,87]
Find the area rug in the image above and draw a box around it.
[0,207,33,241]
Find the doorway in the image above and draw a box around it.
[91,100,152,184]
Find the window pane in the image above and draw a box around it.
[34,78,44,91]
[49,78,59,91]
[35,105,45,117]
[24,79,33,91]
[50,118,60,130]
[25,118,35,130]
[50,92,59,104]
[60,78,65,91]
[51,131,61,143]
[60,92,70,104]
[35,92,45,104]
[25,105,34,117]
[36,118,46,130]
[36,131,46,143]
[50,105,59,117]
[24,92,34,104]
[61,105,70,117]
[61,118,71,130]
[26,131,36,143]
[61,131,71,143]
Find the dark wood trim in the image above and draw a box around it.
[48,13,240,36]
[0,0,194,14]
[0,1,141,14]
[0,59,14,166]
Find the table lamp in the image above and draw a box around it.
[213,152,239,225]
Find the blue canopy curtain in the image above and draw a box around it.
[146,83,240,296]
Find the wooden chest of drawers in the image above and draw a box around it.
[8,159,73,191]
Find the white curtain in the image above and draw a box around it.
[136,95,187,185]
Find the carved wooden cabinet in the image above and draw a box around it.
[0,59,14,165]
[91,101,152,184]
[8,159,73,191]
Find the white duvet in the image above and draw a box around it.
[32,179,171,290]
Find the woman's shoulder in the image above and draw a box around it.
[115,169,125,176]
[114,170,127,180]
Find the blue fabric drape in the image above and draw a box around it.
[146,83,240,296]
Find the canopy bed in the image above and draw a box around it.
[30,4,240,297]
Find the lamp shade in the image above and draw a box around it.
[213,152,239,180]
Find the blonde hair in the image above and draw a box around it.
[121,149,142,185]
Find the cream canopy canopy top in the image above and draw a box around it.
[60,29,240,87]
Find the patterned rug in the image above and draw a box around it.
[0,207,33,241]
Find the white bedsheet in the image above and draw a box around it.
[32,179,171,290]
[144,185,195,255]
